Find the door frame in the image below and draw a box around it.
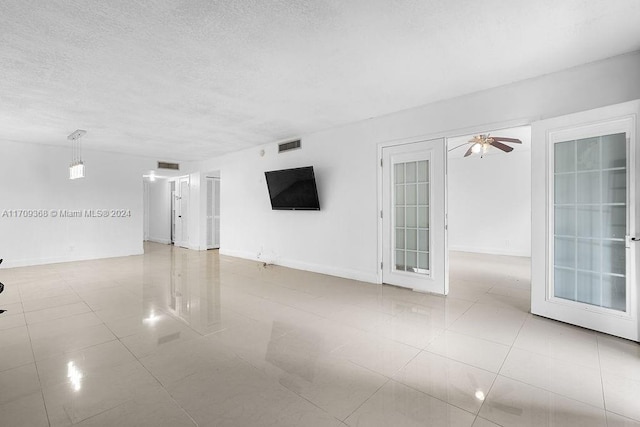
[174,175,190,249]
[376,118,533,287]
[531,100,639,341]
[205,176,221,250]
[381,139,446,293]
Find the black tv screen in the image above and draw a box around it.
[265,166,320,210]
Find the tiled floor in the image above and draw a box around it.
[0,243,639,426]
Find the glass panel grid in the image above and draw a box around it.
[553,134,627,312]
[393,159,430,275]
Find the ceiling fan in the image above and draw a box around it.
[460,134,522,158]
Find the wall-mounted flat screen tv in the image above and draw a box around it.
[265,166,320,210]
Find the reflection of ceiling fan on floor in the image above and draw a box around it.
[454,134,522,158]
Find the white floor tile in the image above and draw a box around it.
[500,347,604,408]
[479,376,606,427]
[21,294,83,313]
[0,364,41,406]
[0,326,33,372]
[0,392,48,427]
[448,303,527,346]
[28,312,117,361]
[375,314,444,349]
[514,316,600,369]
[607,411,640,427]
[331,332,420,378]
[73,389,197,427]
[140,336,238,387]
[345,380,475,427]
[119,320,201,359]
[394,351,496,414]
[35,340,137,389]
[25,301,92,325]
[597,334,640,381]
[425,330,510,373]
[260,347,388,420]
[471,417,502,427]
[42,360,163,426]
[0,311,26,331]
[602,372,640,422]
[168,358,342,426]
[6,245,640,427]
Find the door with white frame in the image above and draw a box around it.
[381,138,448,294]
[206,177,220,249]
[174,176,189,249]
[531,100,639,341]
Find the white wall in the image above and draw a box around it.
[198,51,640,283]
[0,140,157,267]
[202,135,376,281]
[448,148,532,256]
[147,179,172,244]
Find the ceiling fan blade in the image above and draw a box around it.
[464,146,474,157]
[491,136,522,144]
[490,140,514,152]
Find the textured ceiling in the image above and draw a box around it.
[1,1,639,161]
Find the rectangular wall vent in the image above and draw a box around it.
[278,139,301,153]
[158,161,180,170]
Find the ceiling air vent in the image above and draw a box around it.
[278,139,301,153]
[158,161,180,170]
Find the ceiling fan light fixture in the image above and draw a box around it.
[471,143,482,153]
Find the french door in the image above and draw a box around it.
[532,100,639,341]
[381,138,447,294]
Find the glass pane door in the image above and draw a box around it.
[394,160,430,274]
[553,133,627,311]
[381,137,446,294]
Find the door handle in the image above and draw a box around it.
[178,215,182,218]
[625,236,640,248]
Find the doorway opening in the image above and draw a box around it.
[446,125,532,309]
[142,171,174,248]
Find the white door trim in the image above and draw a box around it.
[532,99,640,341]
[381,139,447,293]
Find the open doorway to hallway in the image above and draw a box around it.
[142,170,181,248]
[446,125,532,310]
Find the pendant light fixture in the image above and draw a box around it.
[68,129,86,180]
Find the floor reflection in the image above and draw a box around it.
[3,243,639,426]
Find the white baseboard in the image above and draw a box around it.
[449,245,531,257]
[0,249,144,269]
[219,248,378,284]
[147,237,171,245]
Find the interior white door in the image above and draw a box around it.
[206,177,220,249]
[174,177,189,248]
[213,177,220,248]
[382,138,448,294]
[170,185,176,244]
[532,100,639,341]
